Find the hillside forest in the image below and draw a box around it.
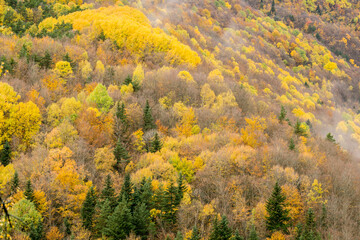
[1,0,360,239]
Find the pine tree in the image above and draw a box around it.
[96,199,112,237]
[316,4,322,15]
[132,203,150,238]
[294,120,307,137]
[114,138,130,166]
[288,138,295,151]
[230,230,244,240]
[278,106,286,123]
[161,181,178,226]
[101,175,116,208]
[139,178,153,210]
[143,100,155,131]
[190,226,201,240]
[120,173,133,203]
[320,203,327,229]
[270,0,276,15]
[116,102,128,127]
[11,171,19,193]
[265,182,290,234]
[150,133,162,153]
[64,218,71,236]
[209,217,220,240]
[104,197,133,239]
[175,174,187,206]
[0,141,11,166]
[299,208,321,240]
[249,225,258,240]
[29,220,43,240]
[81,186,97,231]
[24,179,35,203]
[63,53,76,70]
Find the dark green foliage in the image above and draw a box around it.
[326,133,336,143]
[270,0,276,15]
[143,100,155,131]
[320,203,327,229]
[96,199,112,237]
[104,197,133,239]
[29,220,43,240]
[230,230,244,240]
[249,225,258,240]
[161,181,178,226]
[265,182,290,234]
[101,175,116,208]
[297,208,321,240]
[209,215,232,240]
[63,53,76,70]
[316,4,322,15]
[190,226,201,240]
[37,21,75,39]
[64,217,71,235]
[175,174,187,206]
[289,138,295,151]
[24,180,35,203]
[132,203,150,238]
[278,106,286,123]
[11,171,19,193]
[81,186,97,231]
[0,56,17,75]
[114,138,130,166]
[138,178,153,209]
[124,75,132,85]
[150,133,162,153]
[116,102,128,128]
[0,141,11,166]
[120,174,133,203]
[39,51,52,69]
[114,102,129,139]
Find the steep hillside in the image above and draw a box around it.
[0,0,360,239]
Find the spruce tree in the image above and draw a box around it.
[210,215,232,240]
[175,231,184,240]
[104,197,133,239]
[24,179,35,203]
[299,208,321,240]
[139,178,153,210]
[116,102,128,127]
[143,100,155,131]
[209,217,220,240]
[63,53,75,70]
[326,133,335,143]
[132,203,150,239]
[316,4,322,15]
[40,51,52,69]
[278,106,286,123]
[150,133,162,153]
[120,173,133,203]
[101,175,116,208]
[81,186,97,231]
[0,141,11,166]
[175,174,187,206]
[190,226,201,240]
[114,138,130,166]
[162,181,178,226]
[96,199,112,237]
[11,171,19,193]
[270,0,276,15]
[64,218,71,236]
[249,225,258,240]
[29,220,43,240]
[265,182,290,234]
[288,138,295,151]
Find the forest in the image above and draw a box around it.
[1,0,360,239]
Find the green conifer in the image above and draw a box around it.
[101,175,116,208]
[190,226,201,240]
[24,179,35,203]
[11,171,19,193]
[81,186,97,231]
[230,230,244,240]
[265,182,290,234]
[132,203,150,238]
[249,225,258,240]
[0,141,11,166]
[289,138,295,151]
[143,100,155,131]
[278,106,286,123]
[96,199,112,237]
[150,133,162,153]
[120,173,133,203]
[114,138,130,166]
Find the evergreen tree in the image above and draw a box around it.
[230,230,244,240]
[316,4,322,15]
[150,133,162,153]
[96,199,112,237]
[270,0,276,15]
[124,75,132,85]
[114,138,130,166]
[162,181,178,226]
[299,208,322,240]
[278,106,286,123]
[139,178,153,210]
[116,102,128,128]
[101,175,116,208]
[288,138,295,151]
[326,133,336,143]
[175,174,187,206]
[132,203,151,239]
[320,203,327,229]
[143,100,155,131]
[0,141,11,166]
[104,197,133,239]
[190,226,201,240]
[294,120,308,137]
[11,171,19,193]
[120,173,133,203]
[81,186,97,231]
[24,179,35,203]
[63,53,76,70]
[249,225,258,240]
[29,220,43,240]
[210,215,232,240]
[209,217,220,240]
[265,182,290,234]
[40,51,52,69]
[64,218,71,236]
